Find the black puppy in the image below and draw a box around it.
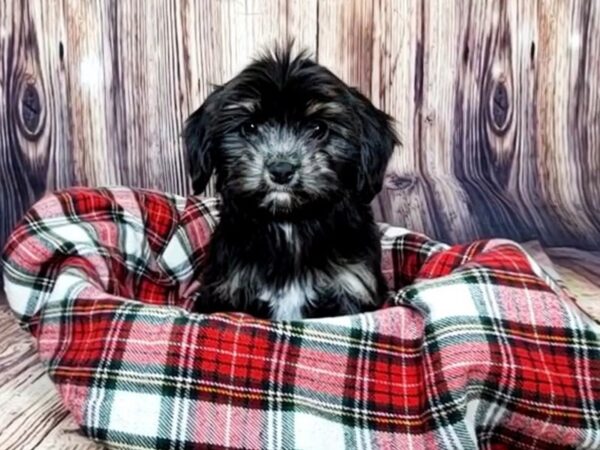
[184,47,397,320]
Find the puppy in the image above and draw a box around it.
[184,47,397,320]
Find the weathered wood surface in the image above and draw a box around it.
[0,302,105,449]
[1,0,599,281]
[522,241,600,323]
[545,246,600,321]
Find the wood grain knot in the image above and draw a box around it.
[489,81,511,133]
[17,80,45,139]
[385,175,416,191]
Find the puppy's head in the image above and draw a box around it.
[184,47,397,219]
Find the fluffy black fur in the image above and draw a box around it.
[184,47,398,320]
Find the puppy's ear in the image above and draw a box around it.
[349,88,398,203]
[183,86,223,194]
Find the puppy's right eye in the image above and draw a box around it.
[308,120,328,140]
[240,121,258,137]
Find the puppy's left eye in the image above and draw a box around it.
[240,121,259,137]
[308,120,328,140]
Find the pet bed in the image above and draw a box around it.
[2,187,599,450]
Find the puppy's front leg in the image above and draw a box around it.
[193,284,272,319]
[302,291,371,319]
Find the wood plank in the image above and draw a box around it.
[0,374,69,450]
[372,0,600,248]
[62,0,190,193]
[545,246,600,323]
[533,0,600,247]
[0,305,104,449]
[0,322,40,395]
[521,242,600,323]
[286,0,318,55]
[316,0,374,94]
[37,414,106,450]
[374,0,527,242]
[0,0,50,292]
[371,0,471,240]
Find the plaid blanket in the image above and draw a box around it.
[2,187,599,450]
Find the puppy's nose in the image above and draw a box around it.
[268,162,297,184]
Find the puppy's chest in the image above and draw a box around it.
[219,223,378,320]
[258,278,316,321]
[256,263,377,321]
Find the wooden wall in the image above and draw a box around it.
[1,0,599,268]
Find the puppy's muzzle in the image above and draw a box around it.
[267,161,297,184]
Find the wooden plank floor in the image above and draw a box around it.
[0,303,105,450]
[0,245,598,449]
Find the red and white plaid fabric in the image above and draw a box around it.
[2,187,599,450]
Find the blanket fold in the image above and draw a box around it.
[3,187,599,450]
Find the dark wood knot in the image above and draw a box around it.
[17,79,44,139]
[489,80,511,134]
[385,174,416,191]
